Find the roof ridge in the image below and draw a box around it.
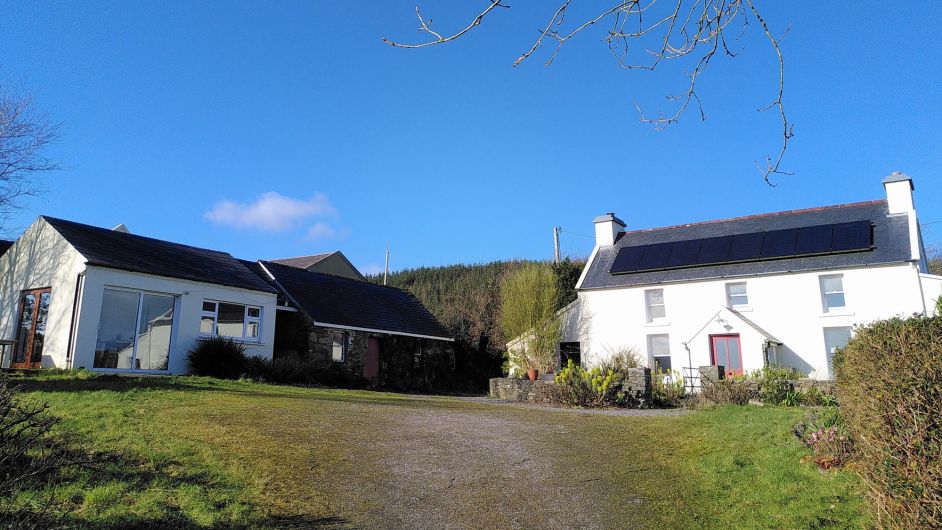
[42,216,234,257]
[270,251,336,261]
[622,199,886,236]
[261,260,411,292]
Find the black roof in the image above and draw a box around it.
[0,239,12,257]
[259,260,452,340]
[580,200,913,289]
[43,217,276,293]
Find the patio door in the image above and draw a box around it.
[13,289,51,369]
[710,334,743,377]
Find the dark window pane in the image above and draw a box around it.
[15,294,35,364]
[654,355,672,372]
[202,301,216,312]
[31,293,50,363]
[217,303,245,338]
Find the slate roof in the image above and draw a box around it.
[270,253,334,269]
[580,200,912,290]
[258,260,453,340]
[0,239,12,257]
[43,216,277,293]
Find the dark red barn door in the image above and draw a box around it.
[364,338,380,381]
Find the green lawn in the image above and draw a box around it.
[7,373,868,529]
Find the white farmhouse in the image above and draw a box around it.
[559,173,942,381]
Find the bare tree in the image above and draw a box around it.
[0,84,60,233]
[384,1,791,183]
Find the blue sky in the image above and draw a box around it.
[1,1,939,273]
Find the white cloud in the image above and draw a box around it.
[305,222,336,241]
[360,263,383,275]
[204,192,336,232]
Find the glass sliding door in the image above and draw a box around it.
[95,288,175,371]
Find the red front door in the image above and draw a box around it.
[364,338,380,382]
[710,334,743,377]
[12,289,51,370]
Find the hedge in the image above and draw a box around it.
[835,315,942,529]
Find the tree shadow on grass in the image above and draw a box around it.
[1,436,353,529]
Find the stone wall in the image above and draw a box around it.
[489,378,558,403]
[697,364,836,399]
[490,367,652,404]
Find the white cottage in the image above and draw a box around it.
[559,173,942,381]
[0,217,278,373]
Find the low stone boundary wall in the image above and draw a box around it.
[489,367,652,404]
[697,365,836,399]
[489,378,557,403]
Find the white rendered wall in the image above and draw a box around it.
[72,266,277,374]
[0,218,87,368]
[922,274,942,316]
[567,262,926,379]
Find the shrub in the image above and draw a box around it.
[187,337,248,379]
[597,347,641,373]
[836,315,942,529]
[0,375,77,524]
[651,370,685,407]
[794,407,854,470]
[244,356,367,389]
[553,360,626,407]
[749,365,801,405]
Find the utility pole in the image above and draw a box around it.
[553,226,561,264]
[383,241,390,286]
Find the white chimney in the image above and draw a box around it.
[593,212,626,247]
[883,172,921,263]
[883,171,915,214]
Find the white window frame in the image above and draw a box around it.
[331,331,348,362]
[819,274,846,313]
[95,286,178,373]
[644,289,666,323]
[725,282,749,309]
[200,300,262,342]
[647,334,671,374]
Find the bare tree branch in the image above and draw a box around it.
[384,1,792,184]
[0,84,60,233]
[382,1,509,49]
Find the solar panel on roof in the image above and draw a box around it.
[760,228,798,258]
[609,219,874,276]
[832,220,872,251]
[697,236,733,264]
[795,224,833,255]
[638,242,673,270]
[668,239,702,268]
[609,246,645,274]
[728,232,764,261]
